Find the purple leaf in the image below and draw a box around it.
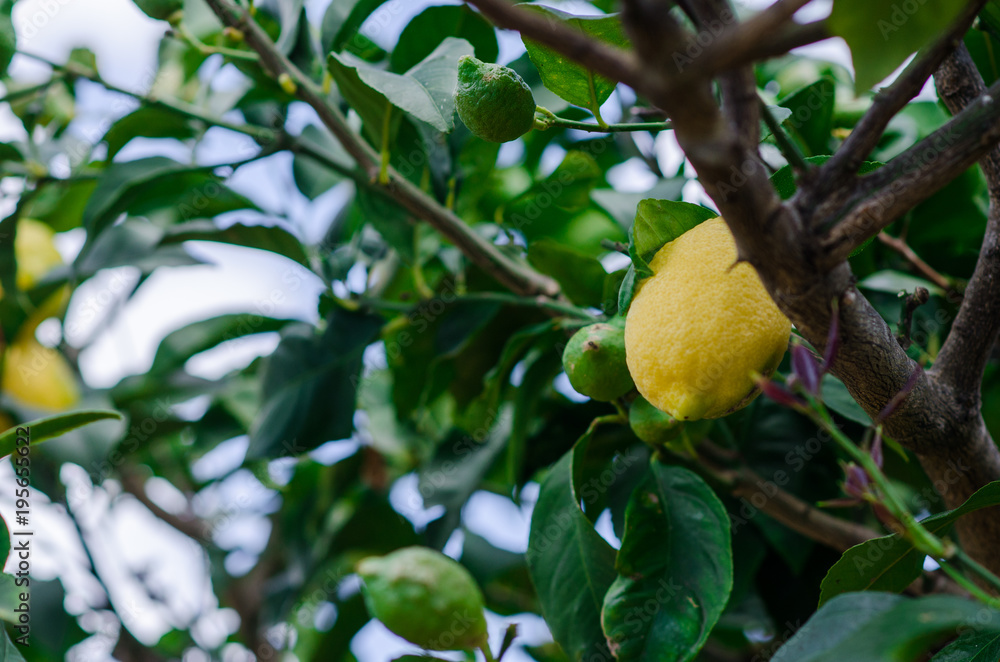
[871,430,884,469]
[843,463,870,499]
[757,378,806,410]
[791,343,821,395]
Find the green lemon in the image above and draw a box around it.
[357,547,488,651]
[132,0,182,20]
[629,395,681,445]
[562,321,634,402]
[456,55,536,143]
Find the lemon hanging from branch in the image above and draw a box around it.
[455,55,536,143]
[625,217,791,421]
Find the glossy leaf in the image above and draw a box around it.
[519,5,629,114]
[778,78,836,157]
[328,38,473,133]
[820,374,872,426]
[819,480,1000,604]
[527,450,616,662]
[321,0,389,53]
[771,592,904,662]
[390,5,498,73]
[931,628,1000,661]
[0,410,123,458]
[101,106,196,161]
[777,594,1000,661]
[829,0,965,93]
[631,198,717,264]
[601,462,732,661]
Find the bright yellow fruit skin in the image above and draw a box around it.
[13,219,63,291]
[2,336,79,411]
[625,217,791,421]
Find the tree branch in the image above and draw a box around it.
[821,80,1000,263]
[119,466,214,545]
[877,231,959,296]
[801,1,985,218]
[204,0,560,298]
[932,44,1000,400]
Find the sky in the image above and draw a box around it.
[0,0,924,660]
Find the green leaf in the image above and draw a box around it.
[149,313,293,375]
[527,450,616,662]
[601,462,732,662]
[321,0,389,54]
[780,594,1000,661]
[770,156,883,200]
[291,125,353,200]
[778,78,836,156]
[247,310,382,459]
[527,239,607,306]
[329,38,473,134]
[0,624,25,661]
[101,106,196,161]
[829,0,965,93]
[758,106,793,142]
[73,220,203,276]
[819,480,1000,605]
[858,269,945,298]
[0,0,14,78]
[161,219,310,267]
[81,157,257,245]
[931,629,1000,661]
[391,5,499,73]
[0,410,124,458]
[770,592,904,662]
[631,199,717,264]
[820,374,871,425]
[519,5,629,115]
[617,264,638,314]
[20,178,97,232]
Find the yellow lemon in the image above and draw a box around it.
[624,217,791,421]
[12,218,63,292]
[2,336,79,411]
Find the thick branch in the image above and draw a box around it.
[822,81,1000,263]
[204,0,559,298]
[802,1,985,216]
[932,44,1000,399]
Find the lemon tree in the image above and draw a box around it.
[4,0,1000,660]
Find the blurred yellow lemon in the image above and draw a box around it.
[624,217,791,421]
[1,336,79,410]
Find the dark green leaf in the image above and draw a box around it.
[0,410,123,458]
[0,0,14,78]
[631,199,716,263]
[321,0,389,54]
[149,313,293,375]
[391,5,499,73]
[770,592,904,662]
[778,78,836,156]
[0,625,25,661]
[527,450,616,661]
[781,594,1000,661]
[601,462,732,662]
[101,106,196,161]
[73,220,203,276]
[829,0,965,92]
[161,219,310,267]
[618,264,638,314]
[519,5,629,114]
[820,374,871,426]
[292,125,353,200]
[819,480,1000,605]
[931,628,1000,661]
[527,239,607,306]
[248,310,382,459]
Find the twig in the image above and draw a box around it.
[896,286,929,350]
[878,231,958,296]
[119,466,214,545]
[204,0,560,298]
[760,96,808,172]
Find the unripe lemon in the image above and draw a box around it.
[624,217,790,420]
[2,336,79,411]
[562,321,634,402]
[456,55,535,143]
[357,546,488,651]
[629,395,680,445]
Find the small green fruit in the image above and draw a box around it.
[456,55,536,143]
[562,322,634,402]
[357,546,488,651]
[629,395,681,445]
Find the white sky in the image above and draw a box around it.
[0,0,938,660]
